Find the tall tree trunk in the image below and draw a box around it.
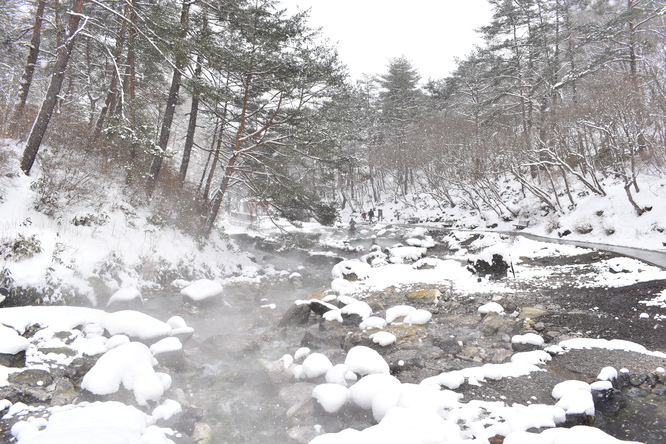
[178,54,201,185]
[92,9,127,140]
[20,0,85,175]
[9,0,46,138]
[147,0,190,196]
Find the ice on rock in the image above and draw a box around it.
[385,305,416,323]
[349,373,401,409]
[81,342,167,406]
[369,331,396,347]
[302,353,333,378]
[344,346,390,376]
[312,383,350,413]
[179,279,223,301]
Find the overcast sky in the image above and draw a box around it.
[281,0,493,82]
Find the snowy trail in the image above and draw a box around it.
[410,224,666,269]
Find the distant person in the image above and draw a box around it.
[361,211,366,221]
[349,218,356,235]
[377,208,383,221]
[368,208,374,223]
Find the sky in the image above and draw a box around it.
[280,0,494,82]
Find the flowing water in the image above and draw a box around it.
[142,228,666,444]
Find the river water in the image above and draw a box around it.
[143,228,665,444]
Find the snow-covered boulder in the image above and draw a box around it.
[180,279,223,304]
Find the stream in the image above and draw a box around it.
[142,227,665,444]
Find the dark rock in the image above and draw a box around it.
[309,300,336,317]
[467,254,510,280]
[278,303,311,327]
[50,377,78,406]
[561,412,594,427]
[300,327,343,350]
[0,350,26,368]
[511,341,542,353]
[9,369,54,387]
[593,388,627,415]
[481,313,516,337]
[629,373,648,386]
[432,338,463,355]
[341,313,363,326]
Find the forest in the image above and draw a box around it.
[0,0,664,235]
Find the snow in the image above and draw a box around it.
[403,309,432,325]
[10,401,174,444]
[359,316,387,330]
[344,346,390,376]
[149,337,183,356]
[385,305,416,323]
[100,310,172,341]
[179,279,223,301]
[302,353,333,378]
[512,333,545,347]
[478,301,505,314]
[106,286,142,307]
[369,331,396,346]
[340,300,372,320]
[0,324,30,355]
[331,260,371,280]
[81,342,169,406]
[597,367,618,381]
[348,374,402,409]
[312,383,350,413]
[152,399,182,421]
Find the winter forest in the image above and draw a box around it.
[2,1,666,444]
[0,0,664,231]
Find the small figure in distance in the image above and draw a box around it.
[349,218,356,236]
[368,208,374,223]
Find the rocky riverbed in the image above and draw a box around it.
[1,229,665,443]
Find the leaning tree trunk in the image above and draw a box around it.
[20,0,85,175]
[9,0,46,138]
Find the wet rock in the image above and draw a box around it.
[301,326,343,351]
[432,338,462,355]
[481,313,516,337]
[626,387,651,397]
[629,373,648,386]
[287,398,318,425]
[406,289,440,303]
[279,303,311,326]
[38,347,77,358]
[198,334,258,359]
[489,348,513,363]
[191,422,213,444]
[279,382,315,407]
[341,313,363,326]
[561,412,595,428]
[287,424,323,443]
[593,388,627,415]
[50,377,78,406]
[9,369,54,387]
[518,307,549,320]
[309,300,337,317]
[0,350,26,368]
